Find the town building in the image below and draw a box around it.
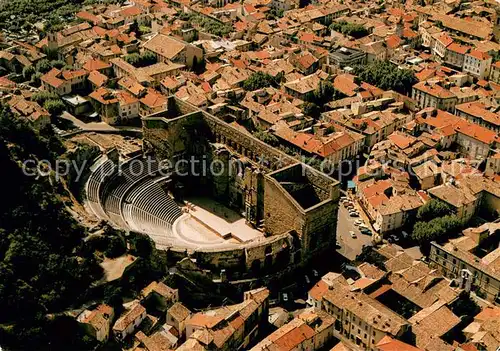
[322,285,410,350]
[250,309,336,351]
[182,288,269,350]
[463,50,492,80]
[112,301,147,340]
[77,304,114,342]
[143,33,203,68]
[412,81,457,112]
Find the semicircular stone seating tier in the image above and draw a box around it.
[86,156,183,246]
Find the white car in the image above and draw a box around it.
[349,231,357,238]
[354,219,363,225]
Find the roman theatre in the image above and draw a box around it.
[85,97,340,274]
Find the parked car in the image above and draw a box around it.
[349,212,359,217]
[354,219,363,226]
[361,228,372,235]
[305,275,310,284]
[312,269,318,277]
[349,231,357,238]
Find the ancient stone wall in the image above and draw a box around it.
[244,233,293,271]
[263,176,305,238]
[303,199,338,257]
[142,97,340,269]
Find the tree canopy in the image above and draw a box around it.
[179,12,232,37]
[0,0,124,33]
[0,106,103,349]
[416,198,454,221]
[411,215,461,255]
[352,60,417,95]
[254,130,280,146]
[124,51,157,68]
[329,20,369,39]
[242,72,280,91]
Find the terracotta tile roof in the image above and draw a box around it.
[413,81,455,99]
[308,280,329,301]
[437,32,453,47]
[415,68,436,82]
[386,34,402,49]
[388,131,416,150]
[143,34,186,60]
[61,69,88,80]
[41,68,65,88]
[120,6,142,17]
[447,42,470,55]
[83,58,111,72]
[168,302,191,321]
[76,11,101,25]
[456,101,500,127]
[140,89,167,108]
[113,301,146,332]
[88,70,108,88]
[324,286,408,336]
[409,305,460,349]
[376,335,423,351]
[454,119,498,145]
[466,49,490,61]
[333,73,358,97]
[0,76,16,88]
[141,281,177,300]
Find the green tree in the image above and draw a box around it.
[242,72,277,91]
[329,20,369,39]
[254,130,279,146]
[355,245,386,270]
[352,60,417,95]
[313,81,343,105]
[124,53,141,66]
[22,65,36,81]
[416,199,454,221]
[35,59,52,74]
[105,236,127,258]
[43,99,65,115]
[0,106,103,348]
[124,51,157,68]
[302,102,321,119]
[32,91,60,105]
[30,72,43,87]
[50,60,66,69]
[411,215,461,254]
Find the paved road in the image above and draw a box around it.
[336,200,373,261]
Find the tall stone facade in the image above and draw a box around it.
[142,97,340,267]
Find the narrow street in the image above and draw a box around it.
[336,200,373,261]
